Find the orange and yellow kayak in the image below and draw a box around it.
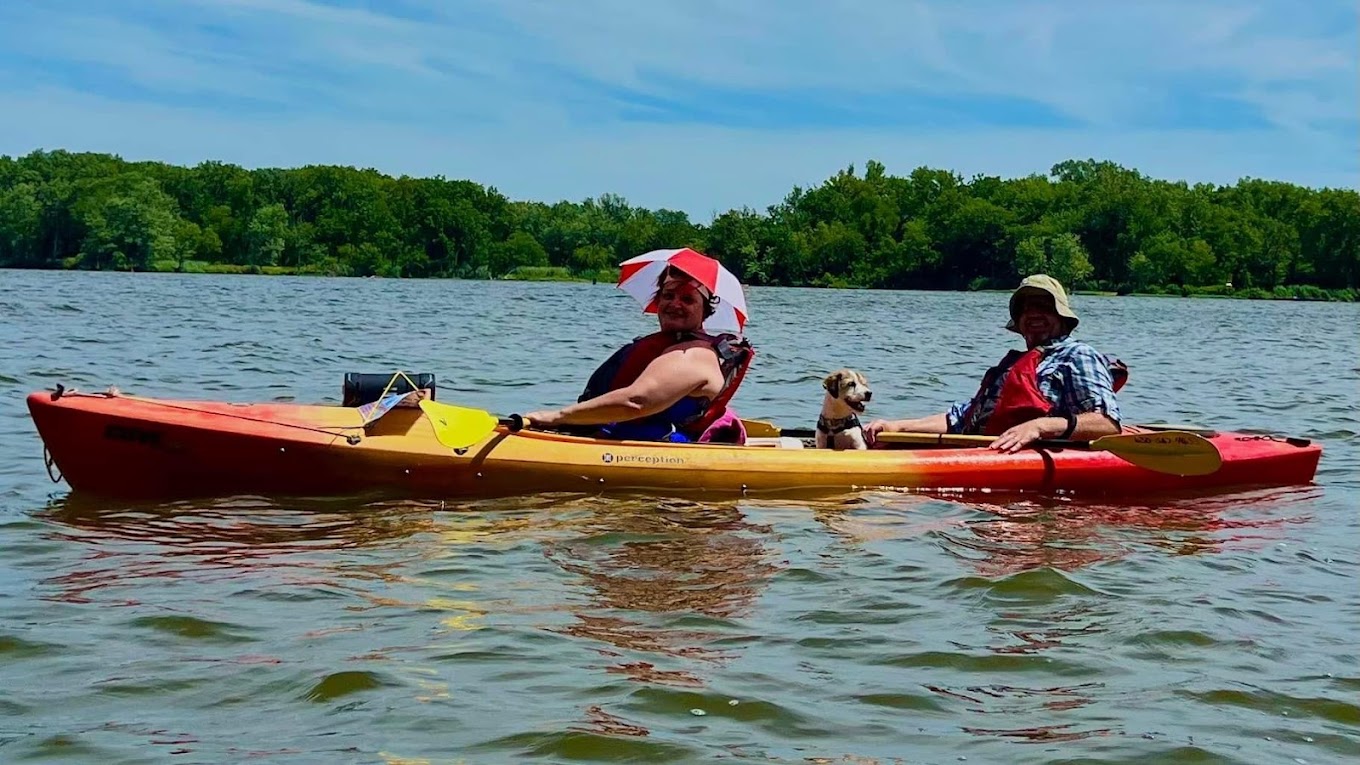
[27,389,1322,501]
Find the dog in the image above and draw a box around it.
[815,369,872,450]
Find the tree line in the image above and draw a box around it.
[1,149,1355,300]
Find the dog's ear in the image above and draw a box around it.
[823,370,844,399]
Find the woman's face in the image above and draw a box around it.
[656,277,708,332]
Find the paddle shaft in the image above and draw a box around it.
[436,411,1219,476]
[876,431,1095,449]
[767,429,1100,449]
[751,423,1182,452]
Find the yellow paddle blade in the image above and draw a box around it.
[1091,430,1222,477]
[740,418,783,438]
[420,400,502,450]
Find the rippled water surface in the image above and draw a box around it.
[2,269,1358,764]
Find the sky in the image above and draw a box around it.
[1,0,1355,219]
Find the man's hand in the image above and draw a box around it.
[864,419,896,449]
[990,419,1048,453]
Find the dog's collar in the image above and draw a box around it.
[817,413,862,435]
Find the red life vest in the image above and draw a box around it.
[964,346,1129,436]
[579,330,754,439]
[983,348,1050,435]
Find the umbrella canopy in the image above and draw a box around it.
[616,248,749,334]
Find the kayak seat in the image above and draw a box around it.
[342,372,437,407]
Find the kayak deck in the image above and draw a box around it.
[27,390,1323,501]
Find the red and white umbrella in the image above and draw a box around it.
[616,247,749,334]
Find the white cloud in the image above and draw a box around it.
[0,0,1354,217]
[0,10,279,99]
[2,85,1352,219]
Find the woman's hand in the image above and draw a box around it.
[395,389,430,408]
[522,409,563,429]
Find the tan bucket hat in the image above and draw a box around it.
[1005,274,1079,334]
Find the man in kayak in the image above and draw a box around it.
[521,265,753,443]
[865,274,1125,453]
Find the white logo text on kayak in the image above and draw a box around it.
[601,452,685,466]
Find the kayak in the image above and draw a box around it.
[27,388,1322,501]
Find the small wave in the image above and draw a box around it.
[126,615,257,644]
[1180,686,1360,726]
[0,633,59,659]
[302,670,389,702]
[466,728,700,761]
[945,567,1104,600]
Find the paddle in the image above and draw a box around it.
[417,406,1220,476]
[876,431,1222,476]
[741,418,786,438]
[739,419,1220,477]
[419,400,525,450]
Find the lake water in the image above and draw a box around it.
[2,269,1357,764]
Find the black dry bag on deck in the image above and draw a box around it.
[341,372,437,407]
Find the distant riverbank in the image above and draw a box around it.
[8,263,1355,302]
[4,151,1357,305]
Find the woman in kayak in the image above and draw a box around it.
[521,266,753,443]
[866,274,1126,453]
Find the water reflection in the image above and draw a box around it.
[574,705,651,738]
[933,486,1320,578]
[809,493,973,543]
[543,497,782,686]
[41,493,439,547]
[987,602,1110,656]
[34,494,439,604]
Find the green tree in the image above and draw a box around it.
[925,193,1015,288]
[703,207,763,282]
[72,174,183,270]
[570,243,613,275]
[1134,232,1218,288]
[0,182,43,266]
[490,231,549,276]
[245,203,290,266]
[1014,233,1094,288]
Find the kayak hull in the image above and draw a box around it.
[27,390,1324,501]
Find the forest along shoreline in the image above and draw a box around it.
[2,151,1355,302]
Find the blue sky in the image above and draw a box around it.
[1,0,1355,218]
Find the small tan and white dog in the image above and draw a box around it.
[815,369,873,450]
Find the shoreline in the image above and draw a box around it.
[6,265,1354,302]
[5,151,1355,306]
